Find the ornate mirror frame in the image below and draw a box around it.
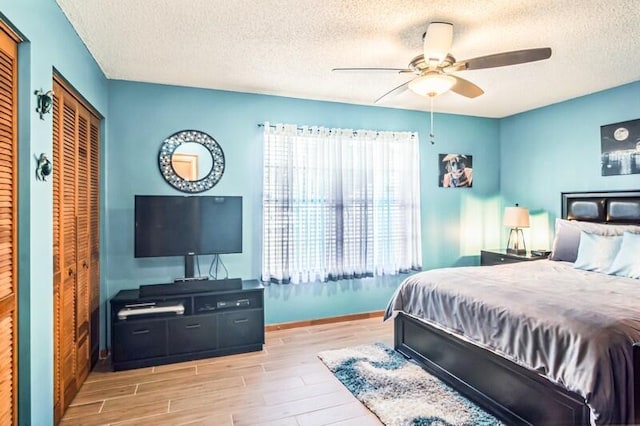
[158,129,225,193]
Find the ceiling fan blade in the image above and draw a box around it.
[423,22,453,64]
[449,76,484,98]
[375,80,411,104]
[332,67,413,73]
[456,47,552,71]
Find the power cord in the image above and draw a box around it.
[208,254,229,280]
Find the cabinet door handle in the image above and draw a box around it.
[132,329,150,335]
[185,324,201,329]
[233,318,249,324]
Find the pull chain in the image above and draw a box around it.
[429,96,435,144]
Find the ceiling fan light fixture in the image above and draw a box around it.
[333,21,550,103]
[408,74,456,97]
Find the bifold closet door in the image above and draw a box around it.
[53,77,100,423]
[0,22,19,425]
[53,80,79,422]
[89,118,99,366]
[75,109,91,385]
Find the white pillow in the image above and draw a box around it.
[608,232,640,279]
[573,231,622,273]
[549,218,640,262]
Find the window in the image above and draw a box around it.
[262,123,422,284]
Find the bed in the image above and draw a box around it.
[384,191,640,425]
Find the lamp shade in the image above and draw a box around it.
[423,22,453,64]
[408,74,456,97]
[503,206,530,228]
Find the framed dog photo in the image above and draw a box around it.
[439,154,473,188]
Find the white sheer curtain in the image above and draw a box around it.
[261,122,421,284]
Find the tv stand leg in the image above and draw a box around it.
[184,254,195,279]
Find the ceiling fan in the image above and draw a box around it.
[333,22,552,103]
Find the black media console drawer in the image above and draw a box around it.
[112,319,167,362]
[168,315,217,355]
[218,309,264,347]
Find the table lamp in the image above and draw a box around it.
[504,204,530,254]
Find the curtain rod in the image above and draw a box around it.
[257,123,416,138]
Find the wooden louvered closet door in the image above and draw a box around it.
[89,116,100,367]
[52,77,100,424]
[0,22,19,426]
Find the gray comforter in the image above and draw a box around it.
[384,260,640,424]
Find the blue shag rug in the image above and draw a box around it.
[318,342,503,426]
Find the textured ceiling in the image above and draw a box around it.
[56,0,640,118]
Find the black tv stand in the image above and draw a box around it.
[110,279,264,371]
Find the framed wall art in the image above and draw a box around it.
[439,154,473,188]
[601,118,640,176]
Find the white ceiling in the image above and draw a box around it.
[56,0,640,118]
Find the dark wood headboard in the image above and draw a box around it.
[562,191,640,224]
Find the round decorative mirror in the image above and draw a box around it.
[158,130,225,193]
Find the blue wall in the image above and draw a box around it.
[105,80,501,326]
[0,0,108,424]
[500,81,640,247]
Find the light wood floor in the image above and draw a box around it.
[61,316,393,425]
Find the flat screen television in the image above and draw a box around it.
[135,195,242,279]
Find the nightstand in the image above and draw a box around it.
[480,249,549,266]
